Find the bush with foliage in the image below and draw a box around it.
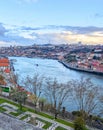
[74,116,87,130]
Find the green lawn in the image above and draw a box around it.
[36,117,52,129]
[56,118,74,128]
[9,111,22,116]
[55,126,67,130]
[0,106,7,112]
[20,114,29,120]
[36,111,54,120]
[0,97,74,128]
[0,98,19,107]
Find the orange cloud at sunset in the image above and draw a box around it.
[58,31,103,45]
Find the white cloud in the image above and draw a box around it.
[1,23,103,46]
[88,31,103,37]
[0,41,17,47]
[32,31,103,45]
[19,32,36,39]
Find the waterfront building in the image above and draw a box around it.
[0,58,10,71]
[0,57,15,96]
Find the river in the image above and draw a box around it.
[9,57,103,111]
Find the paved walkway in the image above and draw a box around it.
[26,111,73,130]
[36,120,45,128]
[0,112,41,130]
[47,122,58,130]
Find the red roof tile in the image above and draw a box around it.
[0,63,9,67]
[4,68,10,73]
[0,58,9,63]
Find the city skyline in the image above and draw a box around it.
[0,0,103,46]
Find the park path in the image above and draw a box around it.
[0,96,74,129]
[0,96,98,130]
[26,111,73,130]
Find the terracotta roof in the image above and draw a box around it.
[0,63,9,67]
[0,58,9,63]
[4,68,11,73]
[16,86,31,95]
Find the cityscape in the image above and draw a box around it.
[0,0,103,130]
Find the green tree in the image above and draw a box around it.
[74,116,87,130]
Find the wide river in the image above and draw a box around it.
[9,57,103,111]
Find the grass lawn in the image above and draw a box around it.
[56,118,74,128]
[20,114,29,120]
[36,111,54,120]
[36,117,52,129]
[9,111,22,116]
[0,98,19,107]
[0,106,7,112]
[55,126,67,130]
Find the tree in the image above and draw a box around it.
[0,75,4,81]
[39,98,46,111]
[74,116,87,130]
[24,74,44,110]
[0,87,2,95]
[10,86,27,110]
[0,75,5,85]
[8,73,19,88]
[98,89,103,116]
[44,78,71,119]
[71,77,100,119]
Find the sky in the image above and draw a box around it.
[0,0,103,46]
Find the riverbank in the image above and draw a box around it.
[59,60,103,76]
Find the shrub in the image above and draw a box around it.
[74,117,87,130]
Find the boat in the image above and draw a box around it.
[35,64,38,66]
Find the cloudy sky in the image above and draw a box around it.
[0,0,103,46]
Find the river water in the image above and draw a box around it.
[9,57,103,111]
